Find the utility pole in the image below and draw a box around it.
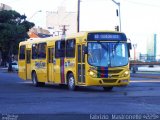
[60,25,69,40]
[112,0,121,32]
[77,0,80,32]
[133,44,137,61]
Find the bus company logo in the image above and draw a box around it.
[35,61,46,68]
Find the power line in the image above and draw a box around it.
[1,0,21,4]
[60,0,66,7]
[125,0,160,8]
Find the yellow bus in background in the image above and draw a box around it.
[18,31,131,91]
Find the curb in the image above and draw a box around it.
[131,74,160,79]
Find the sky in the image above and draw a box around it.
[1,0,160,59]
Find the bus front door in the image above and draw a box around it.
[77,44,86,84]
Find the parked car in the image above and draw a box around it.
[11,62,18,71]
[8,61,18,71]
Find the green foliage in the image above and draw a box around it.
[0,10,34,63]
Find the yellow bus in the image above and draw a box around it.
[18,31,131,91]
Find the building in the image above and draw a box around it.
[146,34,157,61]
[0,3,12,11]
[28,27,52,38]
[46,7,77,36]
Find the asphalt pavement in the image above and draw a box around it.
[0,68,160,120]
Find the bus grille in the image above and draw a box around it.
[108,69,123,74]
[97,69,123,78]
[97,69,123,74]
[102,79,117,83]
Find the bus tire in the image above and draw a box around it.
[67,73,76,91]
[32,72,45,87]
[103,86,113,91]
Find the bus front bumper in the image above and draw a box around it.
[85,76,130,86]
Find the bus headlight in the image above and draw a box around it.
[122,70,129,77]
[89,71,97,78]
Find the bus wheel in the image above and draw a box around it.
[67,73,76,91]
[32,72,45,87]
[103,86,113,91]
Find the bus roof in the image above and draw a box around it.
[19,30,126,46]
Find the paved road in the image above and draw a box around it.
[131,72,160,79]
[0,71,160,119]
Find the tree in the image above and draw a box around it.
[0,10,34,67]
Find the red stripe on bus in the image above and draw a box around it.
[60,59,65,84]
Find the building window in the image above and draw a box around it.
[66,39,75,58]
[19,45,25,60]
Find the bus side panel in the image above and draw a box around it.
[65,58,76,84]
[18,45,27,80]
[33,59,47,83]
[26,64,31,79]
[18,60,26,80]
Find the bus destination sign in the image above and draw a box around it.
[87,32,127,41]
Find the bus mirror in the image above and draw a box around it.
[128,43,132,50]
[127,43,132,58]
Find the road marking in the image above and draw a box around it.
[18,81,32,84]
[131,80,160,83]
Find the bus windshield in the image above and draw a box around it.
[88,42,128,67]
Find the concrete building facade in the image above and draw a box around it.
[28,27,51,38]
[146,34,157,61]
[46,7,77,36]
[0,3,12,11]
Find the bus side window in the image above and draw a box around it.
[32,44,38,59]
[66,39,75,58]
[38,43,46,59]
[19,45,25,60]
[55,40,65,58]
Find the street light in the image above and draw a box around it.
[28,10,42,21]
[112,0,121,31]
[77,0,81,32]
